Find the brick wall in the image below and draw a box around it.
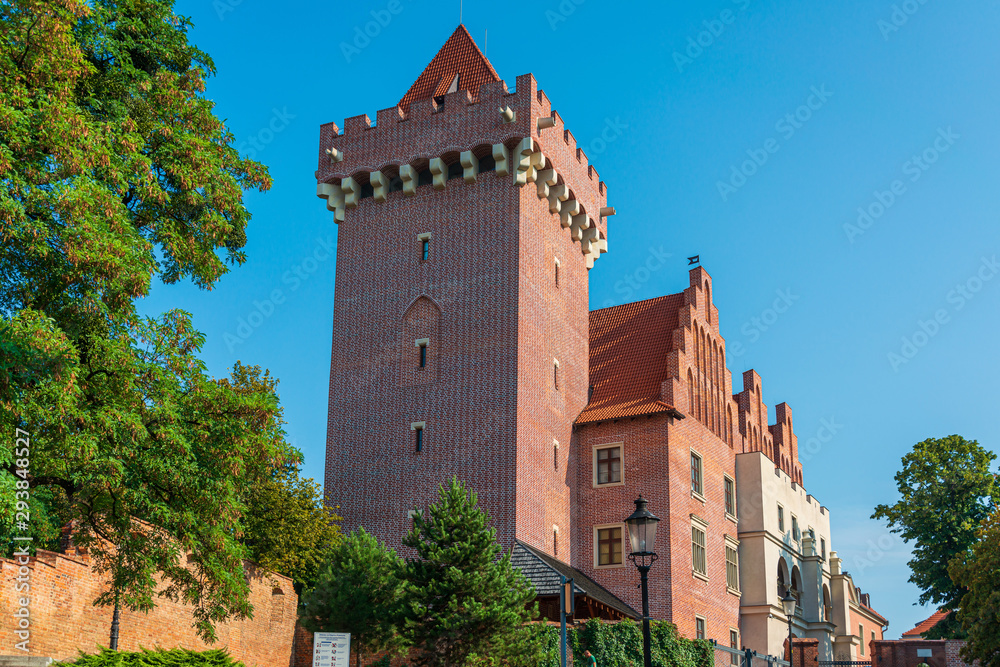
[0,550,295,666]
[786,637,820,667]
[871,640,975,667]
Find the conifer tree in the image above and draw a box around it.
[399,477,544,667]
[300,528,404,667]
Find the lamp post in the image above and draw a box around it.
[781,592,797,667]
[625,496,660,667]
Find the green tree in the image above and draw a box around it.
[241,463,341,595]
[871,435,998,638]
[400,477,544,667]
[299,528,405,667]
[950,509,1000,667]
[1,0,281,641]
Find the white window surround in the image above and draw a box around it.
[593,523,626,569]
[592,442,625,488]
[417,232,432,241]
[414,338,430,347]
[410,421,425,431]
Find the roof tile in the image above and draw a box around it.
[399,25,500,112]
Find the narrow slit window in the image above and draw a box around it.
[412,425,424,452]
[554,258,561,287]
[553,359,559,389]
[421,238,430,260]
[419,343,427,367]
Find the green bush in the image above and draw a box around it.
[568,618,713,667]
[54,648,246,667]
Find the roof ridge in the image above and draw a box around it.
[398,25,501,112]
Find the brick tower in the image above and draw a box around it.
[316,26,612,555]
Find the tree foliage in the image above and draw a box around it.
[569,618,713,667]
[950,509,1000,667]
[400,477,544,667]
[299,528,405,667]
[0,0,284,641]
[241,463,341,596]
[871,434,998,629]
[54,647,245,667]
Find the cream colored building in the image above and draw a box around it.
[736,451,887,660]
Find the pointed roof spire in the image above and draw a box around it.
[398,25,500,112]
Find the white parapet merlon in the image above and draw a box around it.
[400,164,417,196]
[493,143,511,177]
[460,151,479,183]
[429,157,446,190]
[370,170,388,202]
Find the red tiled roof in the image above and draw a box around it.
[901,609,948,638]
[398,25,500,113]
[576,295,686,425]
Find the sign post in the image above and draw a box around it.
[313,632,351,667]
[560,576,574,667]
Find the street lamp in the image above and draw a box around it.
[781,591,797,667]
[625,496,660,667]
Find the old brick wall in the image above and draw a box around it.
[786,637,820,667]
[871,640,975,667]
[0,550,295,666]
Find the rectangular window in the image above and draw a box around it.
[821,537,827,561]
[419,342,427,367]
[554,527,559,557]
[691,525,707,576]
[859,625,865,655]
[724,477,736,517]
[554,258,560,287]
[730,630,740,664]
[554,439,559,470]
[792,515,800,542]
[597,526,623,566]
[695,617,706,640]
[414,426,423,452]
[596,446,621,485]
[691,451,703,496]
[553,359,559,389]
[726,544,740,592]
[421,238,430,260]
[778,505,785,532]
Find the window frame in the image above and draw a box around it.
[777,504,785,533]
[593,523,626,569]
[724,475,737,520]
[410,421,425,453]
[417,232,432,261]
[553,358,560,389]
[725,536,741,594]
[554,257,560,287]
[695,616,707,640]
[690,449,705,499]
[593,443,624,488]
[729,629,740,664]
[792,514,800,543]
[691,519,708,580]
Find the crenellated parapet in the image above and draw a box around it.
[315,74,612,269]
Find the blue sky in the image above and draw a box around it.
[144,0,1000,639]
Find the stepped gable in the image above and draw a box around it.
[398,24,501,113]
[577,294,686,424]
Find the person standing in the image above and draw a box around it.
[583,649,597,666]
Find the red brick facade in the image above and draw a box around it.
[0,550,296,665]
[870,640,975,667]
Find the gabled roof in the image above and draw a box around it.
[576,295,686,425]
[901,609,948,638]
[511,541,640,620]
[398,25,501,112]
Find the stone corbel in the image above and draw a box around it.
[526,151,546,184]
[342,176,360,209]
[493,143,511,177]
[547,183,567,214]
[400,164,417,196]
[580,225,599,253]
[429,157,447,190]
[570,214,590,242]
[559,198,580,228]
[460,151,479,183]
[600,206,616,218]
[370,170,388,202]
[536,168,557,199]
[513,137,535,186]
[317,182,345,223]
[325,147,343,163]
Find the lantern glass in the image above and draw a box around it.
[781,592,797,617]
[624,496,660,556]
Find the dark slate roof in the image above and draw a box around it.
[512,540,640,619]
